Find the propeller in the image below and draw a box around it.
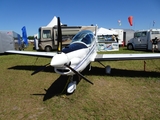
[57,17,62,54]
[31,17,63,75]
[64,64,94,85]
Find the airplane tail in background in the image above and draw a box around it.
[94,24,99,51]
[94,24,98,40]
[21,26,28,46]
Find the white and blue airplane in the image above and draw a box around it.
[6,17,160,93]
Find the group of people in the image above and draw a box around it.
[150,36,160,52]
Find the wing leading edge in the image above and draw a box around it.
[5,50,56,58]
[95,53,160,61]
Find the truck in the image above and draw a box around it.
[37,25,96,52]
[0,31,24,54]
[127,29,160,51]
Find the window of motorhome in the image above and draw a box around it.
[42,30,51,39]
[55,30,78,42]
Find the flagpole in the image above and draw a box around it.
[153,20,155,28]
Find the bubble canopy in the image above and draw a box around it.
[62,30,94,53]
[72,30,94,45]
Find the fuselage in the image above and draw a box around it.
[50,30,97,75]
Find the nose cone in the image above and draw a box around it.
[50,53,69,67]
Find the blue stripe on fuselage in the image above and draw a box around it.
[74,41,96,70]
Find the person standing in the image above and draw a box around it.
[116,35,119,43]
[34,36,39,50]
[112,34,116,42]
[150,36,160,52]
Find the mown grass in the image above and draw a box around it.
[0,44,160,120]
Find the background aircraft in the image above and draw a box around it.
[6,17,160,94]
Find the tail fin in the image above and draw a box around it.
[94,24,98,40]
[94,24,99,51]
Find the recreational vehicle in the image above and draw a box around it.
[37,26,96,52]
[127,29,160,51]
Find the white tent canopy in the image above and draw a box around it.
[46,16,62,27]
[96,27,118,35]
[34,16,62,37]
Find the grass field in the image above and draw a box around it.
[0,45,160,120]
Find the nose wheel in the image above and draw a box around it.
[67,76,77,94]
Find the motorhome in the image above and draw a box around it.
[37,26,96,52]
[127,29,160,51]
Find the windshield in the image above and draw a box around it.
[72,30,94,45]
[38,28,41,40]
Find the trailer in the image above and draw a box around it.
[123,29,135,46]
[0,31,24,53]
[109,29,134,46]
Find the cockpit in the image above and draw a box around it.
[62,30,94,54]
[71,30,94,45]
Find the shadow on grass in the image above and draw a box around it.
[8,65,55,73]
[8,65,160,101]
[85,66,160,77]
[31,75,81,101]
[8,65,160,78]
[30,75,69,101]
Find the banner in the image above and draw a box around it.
[21,26,28,46]
[97,43,119,51]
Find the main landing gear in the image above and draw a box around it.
[105,65,111,74]
[98,61,111,74]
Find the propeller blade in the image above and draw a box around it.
[64,64,94,85]
[57,17,62,54]
[31,63,50,75]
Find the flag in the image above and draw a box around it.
[153,20,155,27]
[128,16,133,26]
[21,26,28,46]
[118,20,121,26]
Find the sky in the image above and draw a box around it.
[0,0,160,36]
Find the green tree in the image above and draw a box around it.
[27,36,34,39]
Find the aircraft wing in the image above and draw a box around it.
[95,53,160,61]
[5,50,56,58]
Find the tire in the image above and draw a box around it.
[45,46,52,52]
[127,44,133,50]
